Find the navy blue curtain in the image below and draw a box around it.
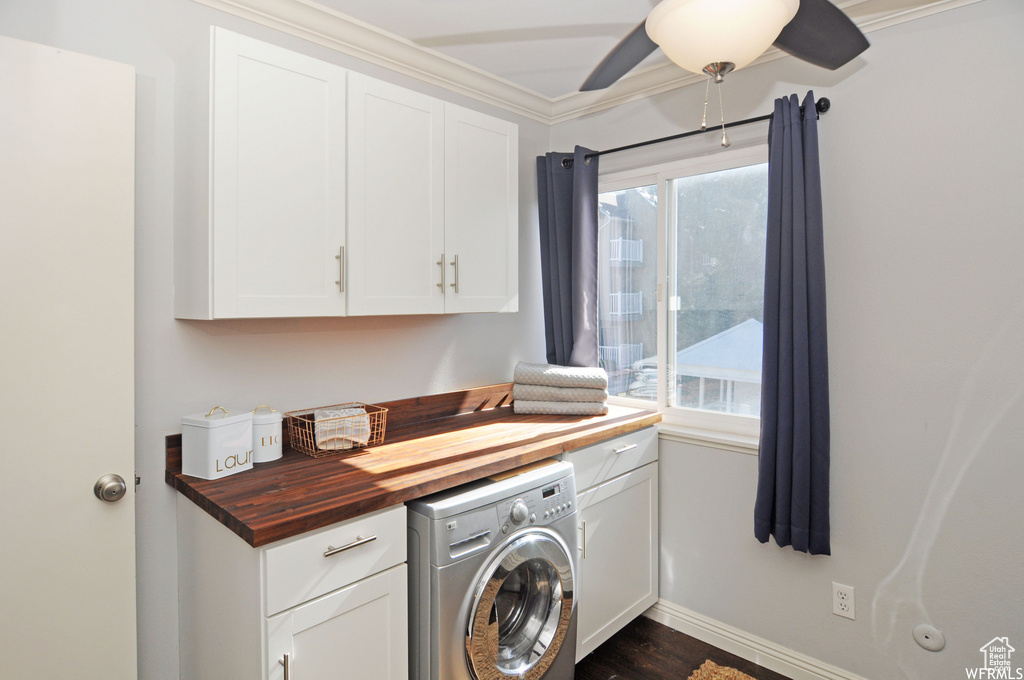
[536,146,599,367]
[754,91,831,555]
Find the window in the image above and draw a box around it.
[598,146,769,438]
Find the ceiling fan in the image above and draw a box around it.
[580,0,869,91]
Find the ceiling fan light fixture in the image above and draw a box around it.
[646,0,800,76]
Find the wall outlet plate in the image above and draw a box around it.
[833,582,855,620]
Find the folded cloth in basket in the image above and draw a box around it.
[513,362,608,390]
[314,407,370,450]
[513,383,608,404]
[513,400,609,416]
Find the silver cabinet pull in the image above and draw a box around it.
[612,443,638,455]
[579,520,586,559]
[279,653,290,680]
[334,246,345,293]
[323,534,376,558]
[449,254,459,294]
[436,253,445,289]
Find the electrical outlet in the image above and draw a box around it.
[833,582,855,620]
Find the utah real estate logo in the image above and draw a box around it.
[967,637,1022,679]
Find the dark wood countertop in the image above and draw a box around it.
[166,383,660,547]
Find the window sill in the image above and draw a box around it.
[656,422,759,456]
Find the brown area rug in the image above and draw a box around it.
[687,659,757,680]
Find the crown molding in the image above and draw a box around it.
[187,0,555,122]
[189,0,984,125]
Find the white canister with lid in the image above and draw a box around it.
[181,406,253,480]
[252,404,283,463]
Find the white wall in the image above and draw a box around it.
[553,1,1024,678]
[0,2,549,678]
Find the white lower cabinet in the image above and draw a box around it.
[564,427,659,660]
[266,564,407,680]
[176,499,408,680]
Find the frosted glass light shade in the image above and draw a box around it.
[646,0,800,75]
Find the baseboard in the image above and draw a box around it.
[645,600,872,680]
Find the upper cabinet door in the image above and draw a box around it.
[212,29,348,318]
[443,104,519,314]
[347,73,445,316]
[175,28,348,319]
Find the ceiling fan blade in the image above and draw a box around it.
[579,20,659,92]
[773,0,869,70]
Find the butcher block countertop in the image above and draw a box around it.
[166,383,660,547]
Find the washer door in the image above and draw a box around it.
[466,530,575,680]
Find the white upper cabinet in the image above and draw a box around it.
[346,73,446,316]
[347,80,519,316]
[176,28,517,319]
[444,104,519,314]
[175,28,348,319]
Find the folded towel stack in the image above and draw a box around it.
[513,361,610,416]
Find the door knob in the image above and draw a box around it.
[94,474,128,503]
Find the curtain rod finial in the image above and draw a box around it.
[815,98,831,116]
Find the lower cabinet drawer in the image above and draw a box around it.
[567,426,658,491]
[264,504,406,616]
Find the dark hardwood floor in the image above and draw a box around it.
[575,616,792,680]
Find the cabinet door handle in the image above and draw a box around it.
[579,520,586,559]
[279,653,290,680]
[334,246,345,293]
[612,443,638,455]
[436,253,445,289]
[449,254,459,294]
[323,534,376,558]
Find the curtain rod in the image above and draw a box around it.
[561,97,830,168]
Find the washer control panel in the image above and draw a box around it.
[496,477,575,534]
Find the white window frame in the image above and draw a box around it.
[600,144,768,452]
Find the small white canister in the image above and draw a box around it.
[181,406,253,480]
[252,404,283,463]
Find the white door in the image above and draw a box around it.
[211,28,348,318]
[0,37,137,678]
[347,72,445,315]
[443,104,518,314]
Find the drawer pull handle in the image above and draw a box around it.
[279,653,290,680]
[579,520,587,559]
[612,443,638,455]
[323,534,377,558]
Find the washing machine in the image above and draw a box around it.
[407,459,578,680]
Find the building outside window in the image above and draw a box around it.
[597,184,657,399]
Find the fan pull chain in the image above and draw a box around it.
[717,79,731,147]
[701,76,710,131]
